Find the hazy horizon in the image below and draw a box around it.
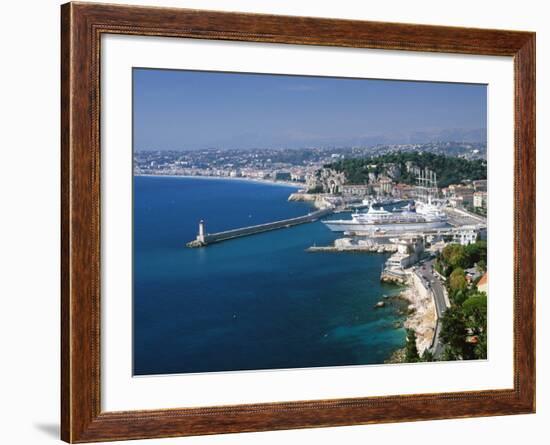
[133,68,487,151]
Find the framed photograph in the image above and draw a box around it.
[61,2,535,442]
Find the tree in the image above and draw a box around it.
[327,151,487,188]
[437,240,488,361]
[421,349,434,362]
[462,293,487,335]
[441,241,487,273]
[440,307,475,360]
[474,333,487,359]
[442,346,461,361]
[476,259,487,273]
[451,289,468,306]
[434,259,445,276]
[449,268,468,294]
[306,185,323,194]
[405,329,420,363]
[441,244,468,270]
[464,241,487,266]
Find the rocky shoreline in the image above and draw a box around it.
[386,272,437,362]
[287,192,328,209]
[385,347,407,364]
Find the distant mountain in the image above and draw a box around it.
[169,127,486,150]
[406,128,487,144]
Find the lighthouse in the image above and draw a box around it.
[197,220,206,244]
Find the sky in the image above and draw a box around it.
[133,68,487,150]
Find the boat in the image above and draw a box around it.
[325,168,448,233]
[323,202,447,233]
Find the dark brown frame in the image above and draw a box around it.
[61,1,536,442]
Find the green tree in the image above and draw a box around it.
[405,329,420,363]
[449,268,468,294]
[464,241,487,266]
[462,293,487,335]
[434,259,445,276]
[421,349,434,362]
[306,185,324,194]
[476,259,487,273]
[442,346,461,361]
[440,307,475,360]
[327,151,487,188]
[474,333,487,359]
[441,244,468,270]
[451,289,468,306]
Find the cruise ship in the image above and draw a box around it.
[323,201,448,233]
[324,168,449,234]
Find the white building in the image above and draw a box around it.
[451,226,479,245]
[385,236,424,269]
[473,191,487,208]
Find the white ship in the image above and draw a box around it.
[324,169,448,234]
[323,202,447,233]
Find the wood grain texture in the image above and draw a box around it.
[60,2,536,442]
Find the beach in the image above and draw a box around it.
[136,172,306,189]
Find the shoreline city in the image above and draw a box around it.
[134,141,488,364]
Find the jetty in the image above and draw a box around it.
[186,207,333,247]
[306,244,396,253]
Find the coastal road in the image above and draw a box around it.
[415,258,449,358]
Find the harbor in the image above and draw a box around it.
[183,168,487,360]
[132,68,489,374]
[186,207,333,247]
[136,175,408,374]
[177,153,489,364]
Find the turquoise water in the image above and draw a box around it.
[133,176,406,375]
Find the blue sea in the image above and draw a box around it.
[133,176,406,375]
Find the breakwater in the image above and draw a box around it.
[187,207,333,247]
[306,244,396,253]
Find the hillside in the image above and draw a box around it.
[327,152,487,188]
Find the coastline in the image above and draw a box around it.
[386,272,437,363]
[135,176,402,372]
[402,273,437,352]
[137,173,422,366]
[135,173,306,190]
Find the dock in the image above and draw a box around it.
[306,245,395,253]
[187,207,333,247]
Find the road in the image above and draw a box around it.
[444,207,487,227]
[415,258,449,358]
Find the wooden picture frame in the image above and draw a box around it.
[61,2,535,442]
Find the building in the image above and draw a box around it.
[473,191,488,209]
[273,171,291,181]
[473,180,488,192]
[385,236,424,269]
[378,176,393,195]
[448,189,474,207]
[477,273,488,293]
[449,195,470,207]
[290,172,305,182]
[465,266,482,283]
[448,184,474,206]
[392,183,416,199]
[341,184,371,198]
[451,226,480,245]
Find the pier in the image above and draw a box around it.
[186,207,333,247]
